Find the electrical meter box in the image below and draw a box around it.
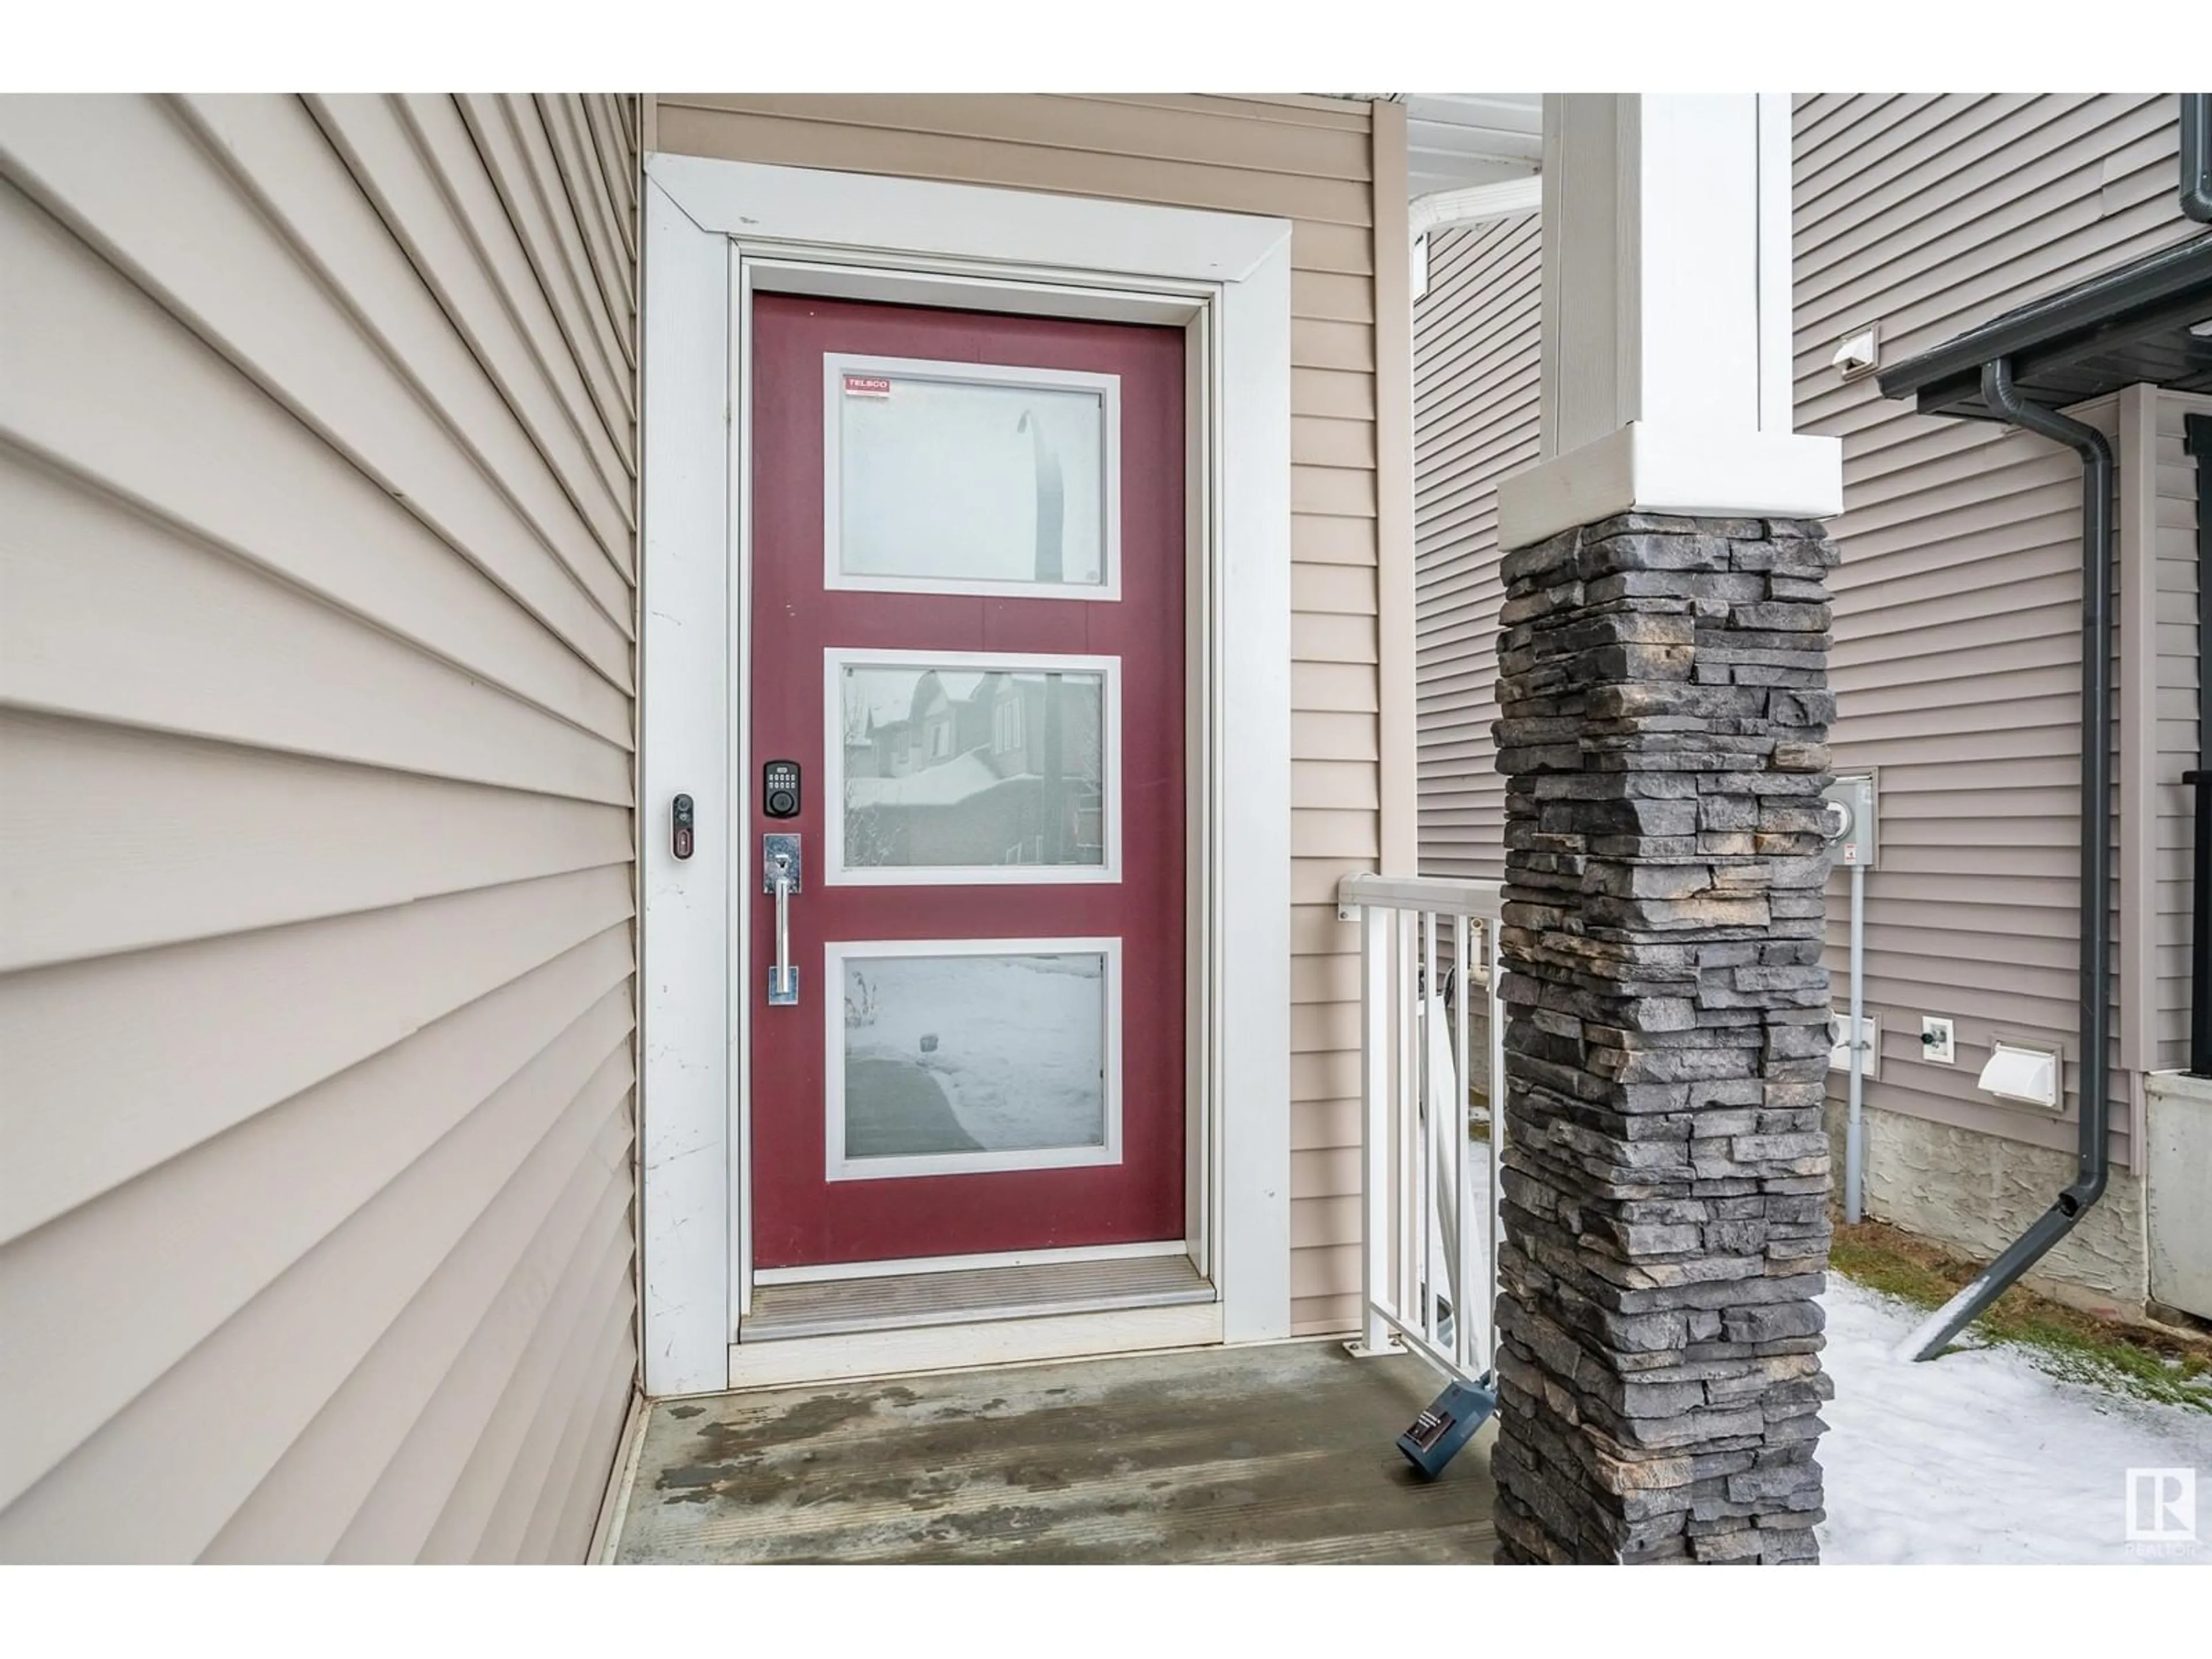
[1821,773,1878,869]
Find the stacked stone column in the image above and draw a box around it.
[1489,512,1838,1565]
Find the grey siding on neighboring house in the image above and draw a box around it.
[0,94,640,1562]
[1408,94,2200,1176]
[1793,93,2198,1169]
[649,93,1388,1336]
[1413,214,1539,885]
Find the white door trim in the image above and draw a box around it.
[640,155,1292,1396]
[645,151,1289,285]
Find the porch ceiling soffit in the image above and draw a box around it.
[1339,93,1544,198]
[1405,93,1543,197]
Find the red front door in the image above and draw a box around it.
[748,293,1187,1270]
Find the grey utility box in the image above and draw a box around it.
[1821,773,1878,869]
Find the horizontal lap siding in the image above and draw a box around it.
[1794,93,2195,1166]
[1408,98,2197,1169]
[649,94,1381,1335]
[1412,215,1539,883]
[0,94,639,1562]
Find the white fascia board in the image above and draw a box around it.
[1409,175,1541,238]
[1495,423,1844,551]
[646,153,1289,285]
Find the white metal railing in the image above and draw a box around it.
[1334,872,1506,1385]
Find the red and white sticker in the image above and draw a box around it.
[842,374,893,398]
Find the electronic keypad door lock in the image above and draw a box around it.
[763,759,801,820]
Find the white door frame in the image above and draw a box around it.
[639,153,1293,1396]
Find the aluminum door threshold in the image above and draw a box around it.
[742,1253,1214,1343]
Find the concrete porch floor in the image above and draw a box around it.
[612,1339,1499,1564]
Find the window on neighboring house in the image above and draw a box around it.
[994,696,1024,753]
[929,721,951,760]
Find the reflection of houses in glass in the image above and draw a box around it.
[842,668,1105,868]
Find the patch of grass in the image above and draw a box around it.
[1831,1215,2212,1415]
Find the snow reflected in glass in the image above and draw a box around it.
[841,952,1107,1159]
[839,665,1105,870]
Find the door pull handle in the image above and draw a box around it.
[763,834,801,1006]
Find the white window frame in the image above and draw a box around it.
[824,935,1123,1181]
[822,353,1123,601]
[825,647,1122,887]
[640,153,1293,1396]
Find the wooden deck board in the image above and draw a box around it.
[614,1339,1498,1563]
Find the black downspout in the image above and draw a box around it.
[2181,94,2212,224]
[2185,768,2212,1076]
[1902,357,2115,1359]
[2188,414,2212,1077]
[2192,415,2212,767]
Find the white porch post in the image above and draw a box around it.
[1497,94,1840,548]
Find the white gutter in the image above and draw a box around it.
[1409,175,1541,238]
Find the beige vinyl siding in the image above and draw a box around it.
[1793,94,2198,1167]
[0,94,639,1562]
[650,93,1383,1335]
[2154,393,2209,1066]
[1412,214,1539,883]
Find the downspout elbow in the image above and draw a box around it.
[1981,359,2115,475]
[2181,93,2212,225]
[2059,1165,2108,1215]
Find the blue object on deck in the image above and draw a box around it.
[1396,1377,1497,1479]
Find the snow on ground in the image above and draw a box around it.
[844,953,1105,1152]
[1441,1139,2207,1563]
[1817,1276,2210,1565]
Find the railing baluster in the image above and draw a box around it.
[1355,901,1391,1355]
[1397,907,1416,1346]
[1420,908,1438,1353]
[1452,914,1472,1376]
[1487,916,1507,1379]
